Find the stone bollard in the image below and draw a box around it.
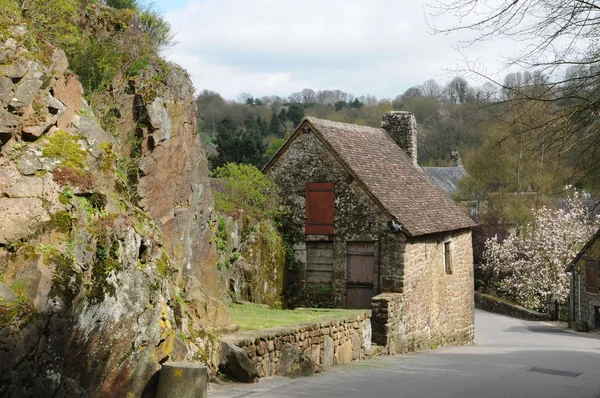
[156,362,208,398]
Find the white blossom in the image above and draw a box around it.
[482,188,599,311]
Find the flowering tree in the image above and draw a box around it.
[483,188,600,311]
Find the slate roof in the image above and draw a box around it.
[264,117,475,237]
[423,166,469,196]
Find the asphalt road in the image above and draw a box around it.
[209,310,600,398]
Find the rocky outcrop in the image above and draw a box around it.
[212,211,286,307]
[0,12,231,398]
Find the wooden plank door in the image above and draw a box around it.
[305,183,334,235]
[346,242,375,309]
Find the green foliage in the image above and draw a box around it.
[125,56,150,77]
[156,249,172,278]
[70,38,123,92]
[212,163,285,219]
[213,118,266,169]
[25,0,173,95]
[265,138,285,159]
[140,7,175,51]
[104,0,139,9]
[42,130,87,170]
[88,232,121,303]
[0,294,36,329]
[292,284,336,309]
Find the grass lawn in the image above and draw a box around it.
[227,302,365,331]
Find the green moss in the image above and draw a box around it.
[87,233,122,303]
[42,130,87,170]
[47,251,81,304]
[50,210,73,234]
[0,294,37,329]
[58,193,70,205]
[156,249,171,278]
[99,142,117,171]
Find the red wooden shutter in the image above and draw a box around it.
[305,182,334,235]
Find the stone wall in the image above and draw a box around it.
[474,292,550,321]
[222,311,372,378]
[371,293,406,354]
[571,234,600,328]
[401,229,475,350]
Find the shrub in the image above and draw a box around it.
[140,7,176,51]
[212,163,286,219]
[104,0,139,10]
[53,167,97,191]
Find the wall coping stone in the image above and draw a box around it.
[222,310,370,346]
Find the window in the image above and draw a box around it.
[444,241,453,275]
[305,182,334,235]
[468,202,478,218]
[585,259,599,293]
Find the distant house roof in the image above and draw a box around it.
[422,166,469,196]
[263,117,475,237]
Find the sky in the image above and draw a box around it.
[152,0,523,101]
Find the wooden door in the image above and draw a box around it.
[346,242,375,309]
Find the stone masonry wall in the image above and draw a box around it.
[572,235,600,328]
[222,311,372,378]
[266,125,405,306]
[371,293,406,354]
[381,112,417,166]
[401,229,474,350]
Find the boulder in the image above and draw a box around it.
[279,344,315,378]
[156,362,207,398]
[219,342,258,383]
[147,97,172,142]
[0,197,50,245]
[0,282,16,302]
[0,109,19,144]
[50,49,69,77]
[0,76,13,104]
[1,58,29,80]
[10,69,43,110]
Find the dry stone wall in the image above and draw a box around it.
[371,293,406,354]
[222,311,372,378]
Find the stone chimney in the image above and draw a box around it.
[381,111,417,166]
[450,151,462,167]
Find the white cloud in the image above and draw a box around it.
[163,0,526,100]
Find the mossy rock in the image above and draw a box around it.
[42,130,87,171]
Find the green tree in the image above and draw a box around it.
[213,118,266,169]
[269,112,284,137]
[287,103,305,126]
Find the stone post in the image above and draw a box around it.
[156,362,208,398]
[381,111,418,166]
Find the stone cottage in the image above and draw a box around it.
[263,111,475,348]
[566,228,600,329]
